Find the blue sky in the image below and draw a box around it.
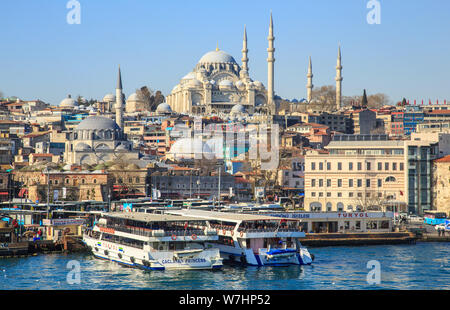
[0,0,449,105]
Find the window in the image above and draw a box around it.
[392,163,397,171]
[327,192,331,197]
[327,162,331,170]
[311,179,316,187]
[338,162,342,171]
[327,179,331,187]
[319,179,323,187]
[349,192,354,197]
[338,179,342,187]
[311,162,316,171]
[357,192,363,198]
[337,192,342,197]
[357,179,362,187]
[357,162,362,171]
[385,176,396,183]
[400,163,404,171]
[318,192,323,197]
[378,179,382,187]
[349,179,354,187]
[311,192,316,197]
[385,162,389,170]
[349,162,353,171]
[319,162,324,170]
[366,162,371,171]
[366,179,371,187]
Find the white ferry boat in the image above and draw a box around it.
[165,210,313,266]
[82,212,223,270]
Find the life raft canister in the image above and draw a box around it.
[171,234,177,241]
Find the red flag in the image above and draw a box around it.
[184,222,188,230]
[400,191,404,196]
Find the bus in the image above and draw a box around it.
[423,211,447,225]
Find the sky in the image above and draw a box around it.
[0,0,449,105]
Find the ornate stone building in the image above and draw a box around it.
[63,116,138,165]
[166,15,277,116]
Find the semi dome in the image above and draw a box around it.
[76,116,120,131]
[75,143,92,151]
[198,50,237,65]
[102,93,116,102]
[60,95,77,108]
[219,80,233,89]
[182,72,196,80]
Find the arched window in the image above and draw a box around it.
[385,176,396,183]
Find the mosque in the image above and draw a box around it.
[166,14,278,116]
[64,67,139,165]
[166,13,343,117]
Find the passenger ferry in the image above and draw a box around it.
[83,212,223,270]
[165,210,313,266]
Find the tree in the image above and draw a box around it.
[309,85,336,112]
[136,86,165,111]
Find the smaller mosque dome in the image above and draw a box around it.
[230,104,246,115]
[188,79,203,88]
[235,80,245,90]
[168,138,214,160]
[103,94,116,102]
[156,102,172,114]
[253,81,264,89]
[127,93,141,101]
[60,95,78,108]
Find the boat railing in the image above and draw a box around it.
[99,224,205,238]
[237,228,301,233]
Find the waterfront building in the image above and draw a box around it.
[267,211,394,233]
[304,135,408,212]
[432,155,450,217]
[14,169,109,202]
[344,109,377,135]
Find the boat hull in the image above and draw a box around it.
[83,235,223,271]
[211,243,313,266]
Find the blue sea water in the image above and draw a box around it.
[0,242,448,290]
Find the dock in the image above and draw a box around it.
[301,232,417,247]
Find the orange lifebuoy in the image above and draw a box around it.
[240,231,244,237]
[231,231,234,236]
[222,229,226,235]
[191,234,197,240]
[171,234,177,241]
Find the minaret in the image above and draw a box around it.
[242,25,249,72]
[115,65,124,129]
[267,12,275,114]
[306,56,313,103]
[335,45,343,110]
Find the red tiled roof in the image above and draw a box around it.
[434,155,450,163]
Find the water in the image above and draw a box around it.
[0,243,448,290]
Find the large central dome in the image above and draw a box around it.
[76,116,120,131]
[198,50,237,65]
